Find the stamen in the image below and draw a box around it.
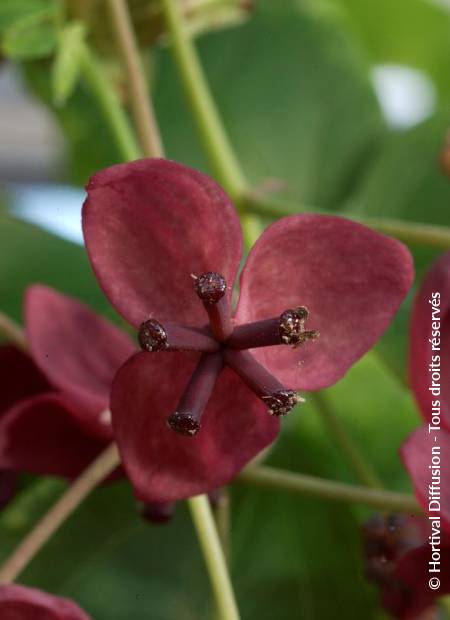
[138,319,220,353]
[227,306,319,350]
[193,272,233,342]
[262,390,302,417]
[223,349,302,417]
[167,352,224,436]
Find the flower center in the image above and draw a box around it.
[137,272,319,436]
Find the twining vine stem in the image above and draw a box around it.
[238,466,421,514]
[0,443,120,584]
[106,0,163,158]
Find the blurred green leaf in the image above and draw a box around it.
[0,0,55,32]
[0,212,110,321]
[328,0,450,102]
[52,22,86,106]
[343,112,450,379]
[2,8,58,60]
[154,1,385,210]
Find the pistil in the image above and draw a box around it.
[223,349,302,416]
[227,306,319,350]
[138,319,219,352]
[167,351,224,436]
[193,272,233,342]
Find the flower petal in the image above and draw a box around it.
[25,285,134,438]
[82,158,243,328]
[0,584,91,620]
[235,214,413,390]
[401,425,450,532]
[410,251,450,431]
[0,344,50,417]
[111,351,279,502]
[395,540,450,619]
[0,393,109,479]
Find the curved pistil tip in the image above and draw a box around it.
[138,319,168,352]
[194,272,227,304]
[167,411,201,437]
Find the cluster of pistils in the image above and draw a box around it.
[279,306,320,348]
[193,271,233,342]
[138,319,220,353]
[136,278,319,439]
[227,306,319,350]
[262,389,304,417]
[224,349,302,417]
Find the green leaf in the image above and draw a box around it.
[52,22,86,106]
[0,0,54,32]
[2,8,57,60]
[344,112,450,379]
[0,212,110,322]
[153,1,384,210]
[327,0,450,102]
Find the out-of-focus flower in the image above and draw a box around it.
[0,285,134,480]
[0,583,91,619]
[402,251,450,530]
[365,252,450,619]
[83,158,413,504]
[362,513,450,619]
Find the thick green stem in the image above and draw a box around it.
[311,393,383,489]
[238,466,420,514]
[160,0,247,200]
[244,192,450,250]
[188,496,240,620]
[79,44,141,162]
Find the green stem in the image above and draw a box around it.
[79,44,141,162]
[0,312,27,352]
[311,393,383,489]
[238,466,420,514]
[106,0,164,158]
[160,0,247,200]
[188,496,240,620]
[244,192,450,250]
[213,489,231,564]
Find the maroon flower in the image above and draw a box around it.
[375,251,450,618]
[82,158,413,503]
[0,584,91,619]
[362,513,450,620]
[0,285,134,480]
[402,251,450,531]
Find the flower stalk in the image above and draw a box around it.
[244,191,450,250]
[188,495,240,620]
[160,0,247,200]
[0,443,120,584]
[79,44,141,162]
[239,466,421,514]
[105,0,163,158]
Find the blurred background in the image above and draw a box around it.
[0,1,449,618]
